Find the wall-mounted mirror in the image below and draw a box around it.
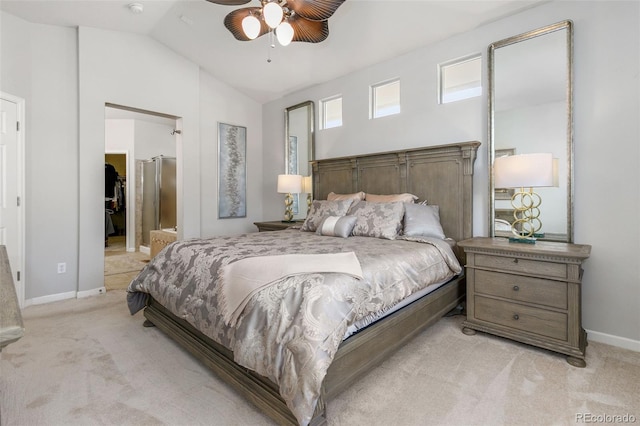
[489,20,574,242]
[285,100,315,220]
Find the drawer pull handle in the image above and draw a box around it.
[513,258,519,264]
[513,285,520,291]
[513,314,520,320]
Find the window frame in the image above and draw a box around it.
[370,78,401,119]
[438,54,482,104]
[319,94,343,130]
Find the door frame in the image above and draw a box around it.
[1,92,26,307]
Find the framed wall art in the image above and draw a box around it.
[287,135,299,214]
[218,122,247,218]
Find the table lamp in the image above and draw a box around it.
[494,153,555,243]
[277,174,302,222]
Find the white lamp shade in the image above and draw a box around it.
[241,15,261,39]
[276,21,294,46]
[263,2,283,29]
[301,175,313,194]
[277,174,302,193]
[494,153,554,188]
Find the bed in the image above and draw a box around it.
[127,141,480,425]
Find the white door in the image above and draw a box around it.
[0,96,23,305]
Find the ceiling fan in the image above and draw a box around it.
[206,0,346,46]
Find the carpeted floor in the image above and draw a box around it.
[1,290,639,426]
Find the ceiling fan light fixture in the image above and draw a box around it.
[276,21,294,46]
[263,2,284,29]
[241,14,261,39]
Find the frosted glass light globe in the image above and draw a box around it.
[263,2,283,29]
[276,21,294,46]
[242,15,261,39]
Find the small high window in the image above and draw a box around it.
[320,95,343,129]
[371,79,400,119]
[439,55,482,104]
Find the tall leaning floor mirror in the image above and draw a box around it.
[488,20,574,242]
[285,100,315,220]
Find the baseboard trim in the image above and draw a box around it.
[25,291,76,307]
[139,245,150,255]
[77,287,106,298]
[25,287,106,307]
[587,329,640,352]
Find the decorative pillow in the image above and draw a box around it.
[300,199,354,232]
[315,215,357,238]
[347,201,405,240]
[403,203,446,239]
[365,193,419,203]
[327,191,365,202]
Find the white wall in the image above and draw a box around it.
[77,26,201,294]
[1,13,79,302]
[134,120,176,161]
[1,16,263,301]
[262,1,640,349]
[198,71,263,238]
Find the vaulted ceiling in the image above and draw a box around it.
[1,0,546,104]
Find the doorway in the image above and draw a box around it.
[104,104,178,290]
[0,93,25,307]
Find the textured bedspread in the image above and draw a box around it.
[127,229,461,425]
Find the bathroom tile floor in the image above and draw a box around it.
[104,236,149,290]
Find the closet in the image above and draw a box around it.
[105,154,127,246]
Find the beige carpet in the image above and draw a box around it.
[1,290,639,426]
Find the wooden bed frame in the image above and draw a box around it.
[142,141,480,425]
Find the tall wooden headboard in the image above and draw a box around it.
[311,142,480,252]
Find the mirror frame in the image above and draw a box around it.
[285,100,315,175]
[285,100,315,220]
[488,20,574,242]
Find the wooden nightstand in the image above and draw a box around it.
[253,220,304,232]
[458,237,591,367]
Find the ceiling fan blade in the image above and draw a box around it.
[206,0,252,5]
[290,15,329,43]
[285,0,346,22]
[224,7,270,41]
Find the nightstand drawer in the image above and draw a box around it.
[475,254,567,279]
[475,296,567,341]
[474,270,567,309]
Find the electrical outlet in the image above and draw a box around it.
[57,263,66,274]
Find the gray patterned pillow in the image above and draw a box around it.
[403,203,446,239]
[347,201,405,240]
[300,199,354,232]
[316,215,357,238]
